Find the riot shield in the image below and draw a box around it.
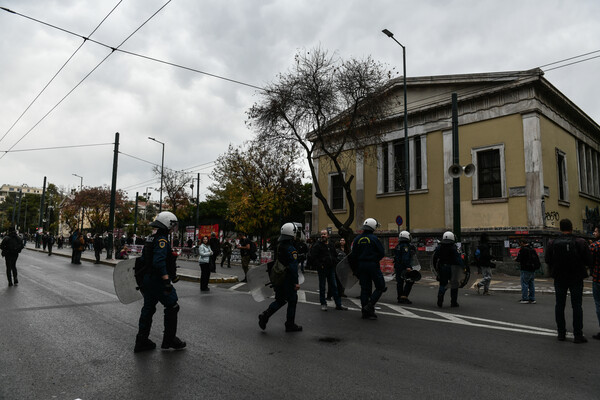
[113,258,142,304]
[335,255,359,290]
[246,264,274,302]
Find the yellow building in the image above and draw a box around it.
[311,69,600,256]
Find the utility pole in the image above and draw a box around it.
[452,93,461,242]
[107,132,120,259]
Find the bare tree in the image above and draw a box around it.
[152,166,193,218]
[247,47,396,238]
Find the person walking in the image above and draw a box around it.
[237,233,251,282]
[198,235,213,292]
[258,223,303,332]
[394,230,417,304]
[515,239,540,304]
[348,218,386,320]
[220,239,232,268]
[1,227,24,287]
[589,225,600,340]
[545,218,590,343]
[208,232,221,273]
[93,234,104,264]
[134,211,186,353]
[432,231,465,308]
[71,229,84,264]
[474,233,494,295]
[47,233,55,256]
[311,230,348,311]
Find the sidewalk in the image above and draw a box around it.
[24,243,239,284]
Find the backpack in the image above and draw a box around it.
[249,241,257,261]
[550,236,585,279]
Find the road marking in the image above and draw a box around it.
[230,282,246,290]
[72,281,118,299]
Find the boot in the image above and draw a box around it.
[161,305,186,349]
[258,308,275,330]
[450,289,459,307]
[285,321,303,332]
[362,302,377,320]
[437,293,444,308]
[134,335,156,353]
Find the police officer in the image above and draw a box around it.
[134,211,187,353]
[349,218,386,320]
[258,223,302,332]
[432,231,465,308]
[394,230,417,304]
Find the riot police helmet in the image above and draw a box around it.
[362,218,380,232]
[279,222,297,241]
[442,231,456,243]
[399,230,411,242]
[150,211,178,231]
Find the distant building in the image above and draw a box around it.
[0,184,43,203]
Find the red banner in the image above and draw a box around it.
[197,224,219,239]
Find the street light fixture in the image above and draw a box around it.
[382,28,410,231]
[72,173,84,231]
[148,137,165,213]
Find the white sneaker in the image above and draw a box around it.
[519,299,529,304]
[321,304,328,311]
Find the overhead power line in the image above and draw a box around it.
[0,1,173,161]
[0,1,123,146]
[1,142,113,154]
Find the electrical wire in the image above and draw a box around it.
[0,1,173,161]
[0,1,123,146]
[1,142,113,154]
[0,6,265,91]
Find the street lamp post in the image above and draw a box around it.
[72,173,84,231]
[382,28,410,231]
[148,137,165,213]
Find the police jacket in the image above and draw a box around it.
[349,231,385,267]
[277,240,299,285]
[140,232,172,278]
[432,242,464,269]
[310,240,337,269]
[394,240,414,271]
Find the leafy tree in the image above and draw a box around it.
[209,141,305,240]
[152,166,193,219]
[247,47,394,239]
[62,186,129,233]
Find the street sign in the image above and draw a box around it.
[396,215,403,226]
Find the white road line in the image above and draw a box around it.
[71,281,118,299]
[230,282,246,290]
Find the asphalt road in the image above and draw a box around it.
[1,250,599,400]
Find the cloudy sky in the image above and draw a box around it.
[1,0,599,201]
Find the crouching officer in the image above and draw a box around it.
[134,211,187,353]
[432,231,464,308]
[258,222,302,333]
[349,218,386,320]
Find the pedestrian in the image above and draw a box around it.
[258,223,303,332]
[589,225,600,340]
[545,218,590,343]
[71,229,84,264]
[311,230,348,311]
[57,235,64,249]
[134,211,186,353]
[348,218,386,320]
[515,238,541,304]
[42,232,48,251]
[237,233,251,282]
[474,233,494,295]
[432,231,465,308]
[1,227,24,287]
[198,235,213,292]
[220,239,232,268]
[394,230,417,304]
[296,238,308,273]
[93,234,104,264]
[47,233,55,256]
[208,232,221,273]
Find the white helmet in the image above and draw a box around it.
[362,218,380,231]
[442,231,455,243]
[279,222,298,240]
[150,211,178,231]
[399,230,411,241]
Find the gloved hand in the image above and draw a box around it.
[163,281,173,294]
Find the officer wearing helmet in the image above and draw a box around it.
[432,231,465,308]
[258,222,302,332]
[348,218,386,320]
[394,230,418,304]
[134,211,187,353]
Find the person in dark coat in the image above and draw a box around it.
[1,227,24,286]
